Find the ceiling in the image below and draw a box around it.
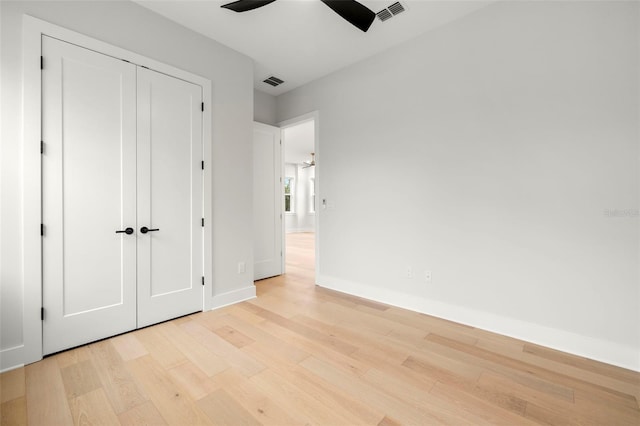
[134,0,494,96]
[283,120,315,164]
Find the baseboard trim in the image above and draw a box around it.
[209,285,256,311]
[317,274,640,372]
[0,345,26,373]
[285,228,314,234]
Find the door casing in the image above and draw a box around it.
[278,112,320,280]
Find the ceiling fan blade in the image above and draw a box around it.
[320,0,376,32]
[221,0,276,13]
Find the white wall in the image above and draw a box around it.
[254,89,277,125]
[1,0,255,368]
[284,163,315,233]
[277,1,640,369]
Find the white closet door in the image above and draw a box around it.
[136,68,203,327]
[42,36,137,354]
[253,122,283,280]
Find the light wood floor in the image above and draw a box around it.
[2,231,639,425]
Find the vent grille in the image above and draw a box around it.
[376,9,392,22]
[388,1,405,16]
[377,2,405,22]
[263,76,284,87]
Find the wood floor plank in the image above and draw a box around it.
[54,345,92,370]
[241,342,382,425]
[167,361,220,400]
[257,319,370,378]
[111,332,149,361]
[249,367,357,425]
[157,321,230,377]
[377,416,401,426]
[240,302,360,356]
[196,389,262,426]
[25,357,73,425]
[180,320,266,377]
[425,333,639,410]
[212,325,254,348]
[300,355,446,425]
[134,327,187,370]
[88,340,148,414]
[523,343,640,386]
[1,396,27,426]
[68,388,120,425]
[117,400,168,426]
[126,355,213,425]
[0,368,25,404]
[210,368,299,425]
[210,313,310,364]
[60,359,103,399]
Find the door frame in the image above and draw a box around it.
[21,15,213,366]
[278,112,320,283]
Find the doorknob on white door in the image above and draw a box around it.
[115,227,134,235]
[140,226,159,234]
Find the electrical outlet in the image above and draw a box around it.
[237,261,246,274]
[406,266,414,279]
[424,270,432,283]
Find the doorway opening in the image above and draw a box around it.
[281,116,317,282]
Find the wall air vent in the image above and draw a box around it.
[377,2,405,22]
[376,9,392,22]
[388,2,405,16]
[263,76,284,87]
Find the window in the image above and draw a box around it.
[310,177,315,213]
[284,177,294,213]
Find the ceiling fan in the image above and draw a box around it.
[220,0,377,32]
[302,153,315,168]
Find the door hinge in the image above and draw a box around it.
[201,218,204,227]
[201,102,204,112]
[41,307,44,321]
[40,224,44,236]
[40,56,43,70]
[201,276,205,286]
[40,141,44,154]
[201,161,204,170]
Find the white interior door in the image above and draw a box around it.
[253,122,283,280]
[42,36,137,354]
[136,68,203,327]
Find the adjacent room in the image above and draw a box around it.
[1,0,638,424]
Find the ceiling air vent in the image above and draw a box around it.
[263,76,284,87]
[388,2,405,16]
[377,2,405,22]
[376,9,392,22]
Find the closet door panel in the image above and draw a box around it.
[42,36,137,354]
[137,68,203,327]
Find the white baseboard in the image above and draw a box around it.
[317,274,640,372]
[209,285,256,311]
[0,345,25,373]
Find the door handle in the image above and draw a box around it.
[115,227,134,235]
[140,226,159,234]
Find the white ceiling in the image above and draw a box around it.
[283,120,315,164]
[134,0,494,96]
